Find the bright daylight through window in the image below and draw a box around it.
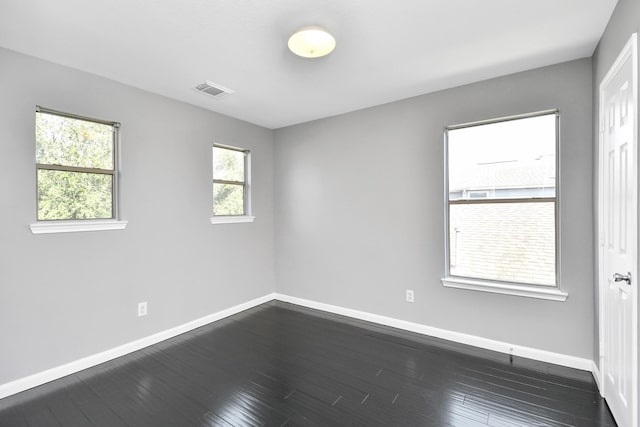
[35,107,118,221]
[212,145,250,217]
[445,111,558,289]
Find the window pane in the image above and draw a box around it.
[36,112,114,170]
[213,183,245,215]
[37,170,113,220]
[448,114,555,201]
[449,202,555,286]
[213,147,244,182]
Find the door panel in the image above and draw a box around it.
[600,33,638,427]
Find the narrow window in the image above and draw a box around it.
[212,144,250,217]
[445,111,558,288]
[35,107,119,221]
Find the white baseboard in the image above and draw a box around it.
[0,293,276,400]
[0,292,598,401]
[274,293,593,372]
[592,359,603,396]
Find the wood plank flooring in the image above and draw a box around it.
[0,301,616,426]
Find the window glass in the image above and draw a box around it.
[213,147,244,182]
[446,112,557,286]
[37,170,113,220]
[212,145,249,216]
[36,113,113,169]
[449,202,556,285]
[35,108,118,221]
[213,183,245,216]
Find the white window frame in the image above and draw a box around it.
[30,106,127,234]
[210,143,255,224]
[440,110,567,301]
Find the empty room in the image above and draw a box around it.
[0,0,638,426]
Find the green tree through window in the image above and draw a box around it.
[212,145,248,216]
[35,108,118,220]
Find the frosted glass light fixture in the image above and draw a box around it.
[288,27,336,58]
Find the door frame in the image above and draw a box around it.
[598,32,638,427]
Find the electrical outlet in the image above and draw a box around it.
[406,289,415,303]
[138,301,148,317]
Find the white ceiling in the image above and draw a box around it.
[0,0,617,129]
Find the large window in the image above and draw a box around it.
[443,110,563,299]
[35,107,119,221]
[212,144,253,223]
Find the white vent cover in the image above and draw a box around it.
[194,81,235,99]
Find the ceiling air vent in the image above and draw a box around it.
[194,81,235,99]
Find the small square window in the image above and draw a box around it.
[212,144,252,221]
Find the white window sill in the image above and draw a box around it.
[209,215,255,225]
[441,276,568,301]
[30,220,128,235]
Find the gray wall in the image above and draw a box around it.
[0,47,275,384]
[0,17,615,387]
[591,0,640,394]
[275,59,594,358]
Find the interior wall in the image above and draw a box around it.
[275,58,594,359]
[0,47,275,385]
[0,17,614,389]
[591,0,640,366]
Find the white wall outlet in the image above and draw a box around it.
[138,301,148,317]
[406,289,415,303]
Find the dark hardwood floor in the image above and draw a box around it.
[0,301,616,426]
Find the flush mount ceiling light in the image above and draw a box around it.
[288,26,336,58]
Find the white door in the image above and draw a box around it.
[600,33,638,427]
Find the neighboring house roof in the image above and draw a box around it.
[449,201,556,286]
[450,156,555,192]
